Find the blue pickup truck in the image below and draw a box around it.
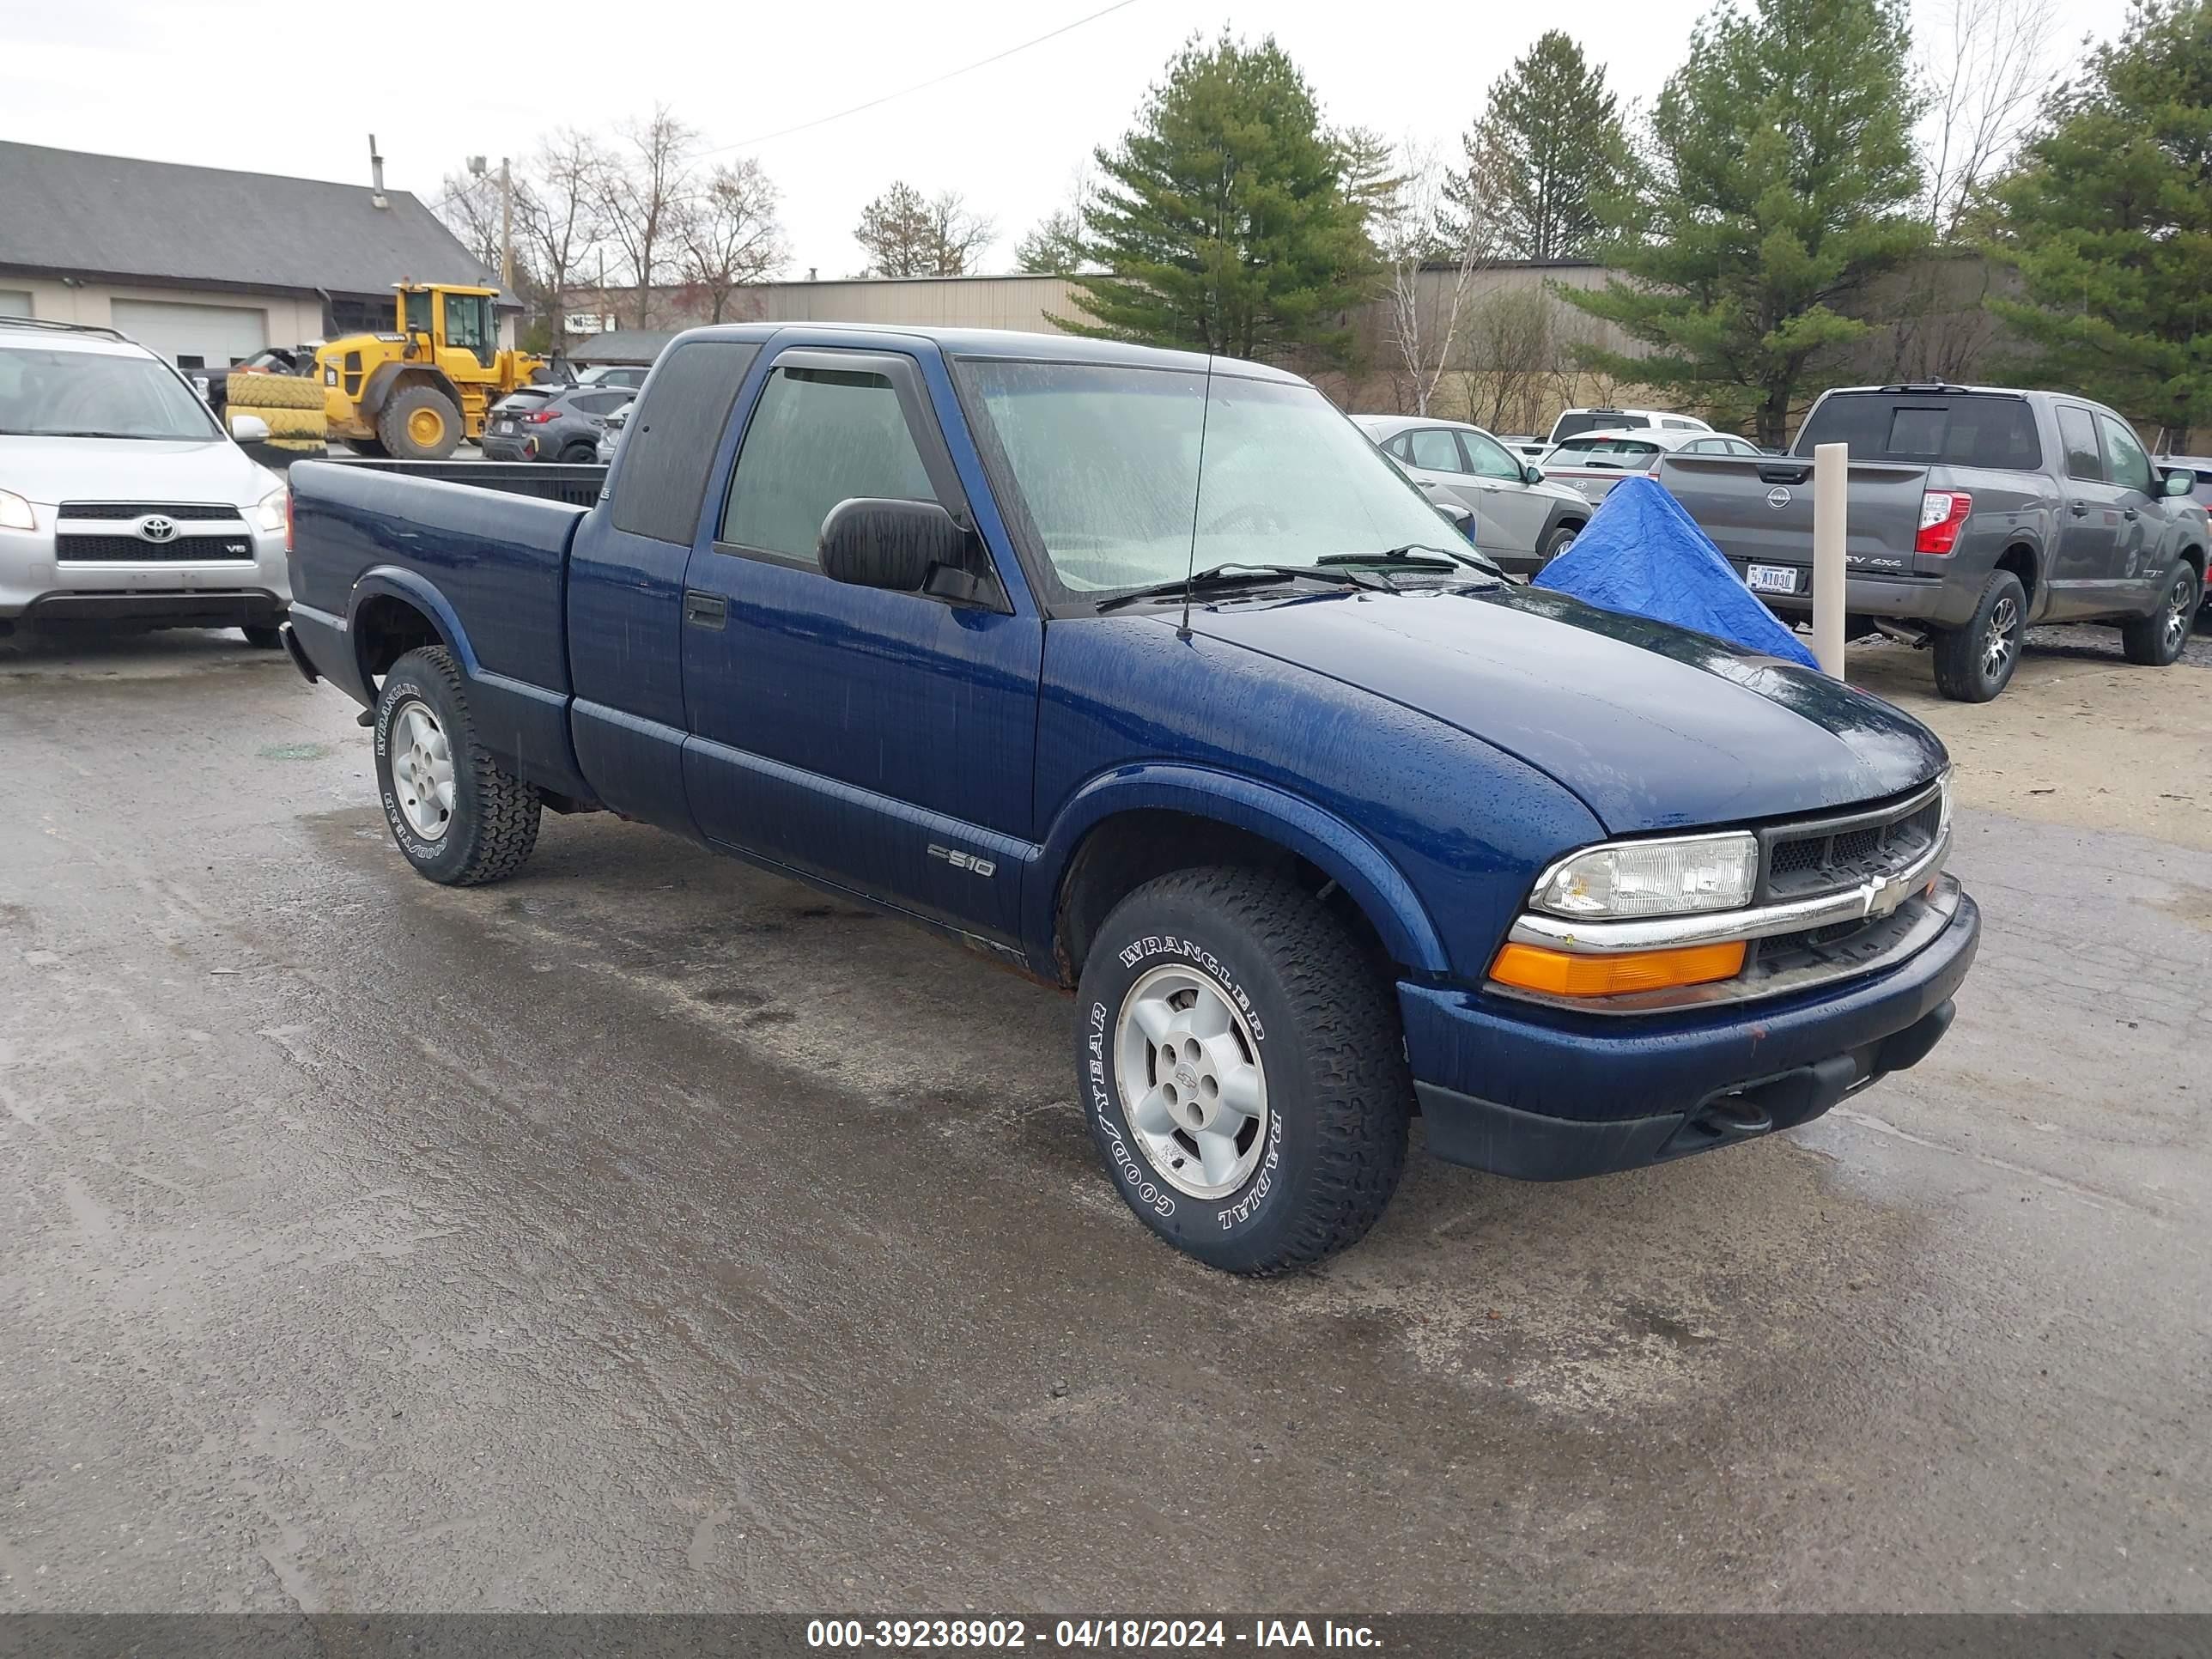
[281,325,1980,1274]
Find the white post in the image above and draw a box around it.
[1811,441,1848,678]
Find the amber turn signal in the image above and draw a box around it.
[1490,939,1747,998]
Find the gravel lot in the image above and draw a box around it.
[1,619,2207,1613]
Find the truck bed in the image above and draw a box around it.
[285,458,601,800]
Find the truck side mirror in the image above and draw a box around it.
[818,497,969,594]
[229,413,270,444]
[2162,467,2197,498]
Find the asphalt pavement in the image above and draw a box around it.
[1,626,2206,1614]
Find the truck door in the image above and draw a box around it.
[2094,411,2161,602]
[2051,404,2121,618]
[678,345,1042,945]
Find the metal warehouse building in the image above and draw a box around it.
[0,141,512,371]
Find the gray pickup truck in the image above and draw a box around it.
[1658,385,2208,701]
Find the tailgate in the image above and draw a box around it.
[1658,453,1931,584]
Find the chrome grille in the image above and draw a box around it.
[1759,782,1948,903]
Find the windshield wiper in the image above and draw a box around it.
[1316,543,1510,580]
[1095,562,1392,612]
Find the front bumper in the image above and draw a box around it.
[0,523,291,627]
[1400,885,1979,1180]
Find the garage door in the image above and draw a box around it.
[0,289,30,319]
[109,299,267,369]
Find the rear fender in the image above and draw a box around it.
[1030,764,1449,978]
[347,566,477,689]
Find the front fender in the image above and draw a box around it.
[1028,763,1450,977]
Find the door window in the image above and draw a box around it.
[720,365,939,565]
[2097,414,2154,495]
[1459,429,1524,481]
[2057,408,2103,481]
[1407,428,1466,472]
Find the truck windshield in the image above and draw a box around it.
[960,360,1457,599]
[0,345,222,441]
[1796,392,2044,470]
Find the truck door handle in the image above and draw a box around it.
[2069,501,2089,516]
[683,590,727,629]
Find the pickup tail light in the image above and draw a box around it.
[1916,489,1972,555]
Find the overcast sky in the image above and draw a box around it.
[3,0,2134,283]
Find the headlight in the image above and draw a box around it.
[1532,831,1759,919]
[254,489,287,532]
[0,488,33,531]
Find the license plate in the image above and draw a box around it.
[1746,563,1800,595]
[493,421,514,434]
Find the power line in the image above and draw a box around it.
[696,0,1143,157]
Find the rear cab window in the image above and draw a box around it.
[1796,392,2043,471]
[607,339,761,545]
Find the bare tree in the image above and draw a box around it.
[520,129,611,343]
[599,106,697,327]
[675,160,789,323]
[1376,138,1499,416]
[855,182,996,276]
[434,168,504,270]
[1457,288,1558,434]
[1919,0,2058,240]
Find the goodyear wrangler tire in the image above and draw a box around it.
[373,647,541,886]
[224,371,322,411]
[1076,867,1412,1275]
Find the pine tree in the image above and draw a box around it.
[1988,0,2212,441]
[1563,0,1929,447]
[1061,33,1380,363]
[1443,31,1632,263]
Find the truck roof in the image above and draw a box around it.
[665,321,1308,385]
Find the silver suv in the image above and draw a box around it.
[0,317,292,645]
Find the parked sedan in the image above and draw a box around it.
[482,386,634,464]
[1537,428,1765,506]
[1353,414,1596,570]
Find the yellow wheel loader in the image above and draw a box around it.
[315,285,549,461]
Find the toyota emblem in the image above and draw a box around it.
[1765,486,1792,511]
[135,514,179,544]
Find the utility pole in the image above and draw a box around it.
[499,157,514,291]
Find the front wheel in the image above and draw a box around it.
[1931,570,2027,702]
[1075,867,1412,1275]
[376,386,463,462]
[1538,522,1583,568]
[2119,561,2200,666]
[373,646,541,885]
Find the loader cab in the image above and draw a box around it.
[396,286,497,369]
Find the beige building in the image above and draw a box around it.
[0,141,514,372]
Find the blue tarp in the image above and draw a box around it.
[1533,474,1820,670]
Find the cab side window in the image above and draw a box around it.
[2057,407,2104,481]
[720,365,939,566]
[2097,413,2154,495]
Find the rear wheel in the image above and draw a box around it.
[2119,561,2199,666]
[557,441,598,465]
[1075,867,1412,1275]
[376,386,462,461]
[372,646,541,885]
[1931,570,2027,702]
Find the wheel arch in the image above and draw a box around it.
[347,568,475,692]
[1034,768,1449,987]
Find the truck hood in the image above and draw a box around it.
[1189,583,1947,834]
[0,436,277,508]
